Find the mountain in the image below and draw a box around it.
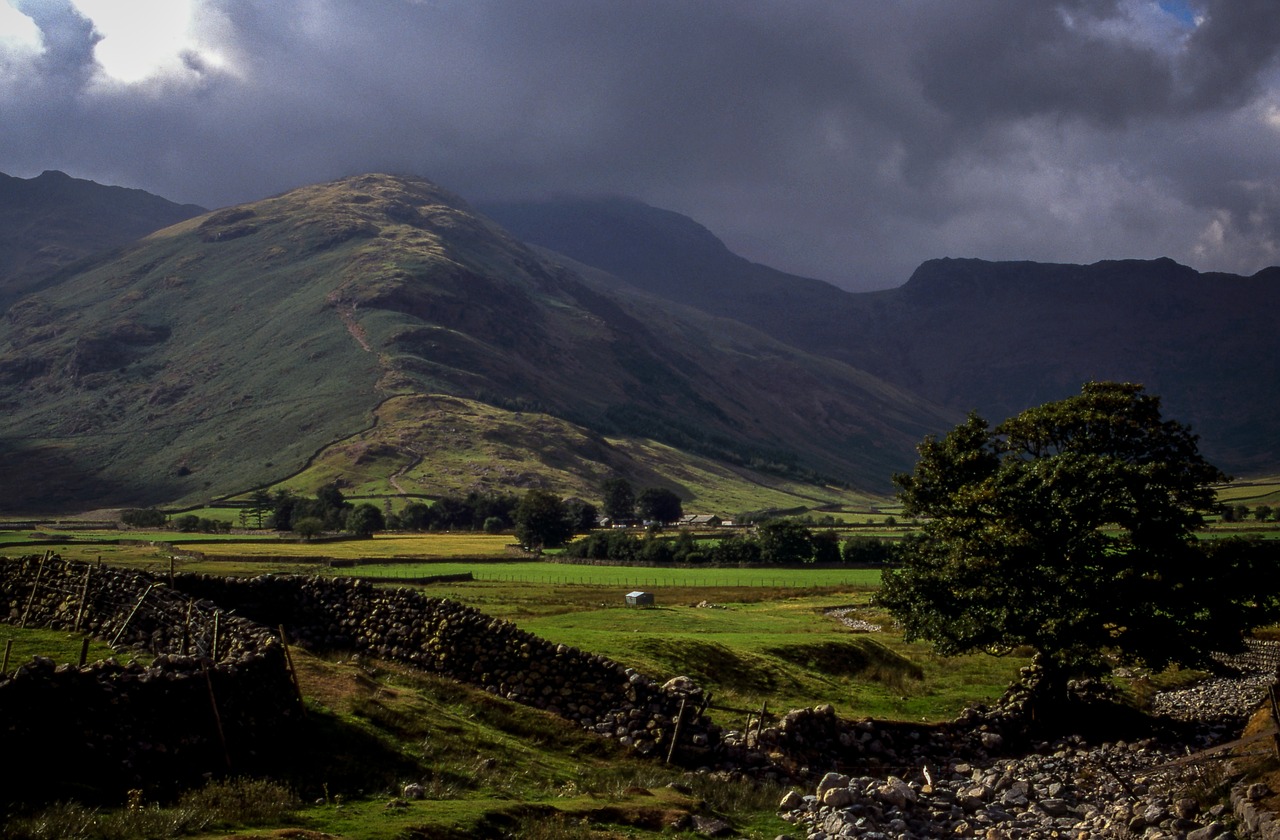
[0,174,951,512]
[0,170,206,303]
[481,198,1280,476]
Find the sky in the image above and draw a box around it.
[2,0,1279,291]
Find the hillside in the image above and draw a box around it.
[0,170,205,304]
[276,394,881,515]
[0,174,949,512]
[483,198,1280,475]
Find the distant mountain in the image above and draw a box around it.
[0,170,206,303]
[482,198,1280,476]
[0,174,950,512]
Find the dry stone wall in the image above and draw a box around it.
[0,556,303,802]
[1,557,718,804]
[169,573,718,757]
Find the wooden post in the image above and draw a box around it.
[2,639,11,675]
[168,555,175,587]
[72,565,92,633]
[278,625,307,718]
[754,700,768,743]
[78,637,91,667]
[203,664,232,770]
[211,611,220,661]
[109,583,155,648]
[666,697,688,764]
[181,600,193,657]
[1270,686,1280,759]
[19,555,47,628]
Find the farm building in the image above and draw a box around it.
[625,591,655,608]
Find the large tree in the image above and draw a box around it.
[878,381,1280,700]
[601,478,636,522]
[514,489,574,551]
[636,487,683,526]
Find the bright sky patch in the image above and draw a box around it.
[71,0,200,83]
[0,1,41,54]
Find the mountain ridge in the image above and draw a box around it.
[0,173,949,511]
[0,169,206,304]
[482,197,1280,476]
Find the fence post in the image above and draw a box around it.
[1270,686,1280,759]
[203,664,232,770]
[19,555,47,628]
[1,639,11,674]
[109,583,155,648]
[279,625,307,718]
[78,636,90,667]
[72,565,92,633]
[182,600,193,656]
[666,697,688,764]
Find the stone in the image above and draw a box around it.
[778,790,804,811]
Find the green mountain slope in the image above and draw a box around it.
[279,394,881,515]
[0,170,206,304]
[0,174,950,512]
[482,198,1280,476]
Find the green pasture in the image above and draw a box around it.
[1,626,130,676]
[1215,476,1280,505]
[351,560,881,589]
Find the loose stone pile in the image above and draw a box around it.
[780,734,1243,839]
[779,655,1279,840]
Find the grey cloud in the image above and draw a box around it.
[1,0,1278,289]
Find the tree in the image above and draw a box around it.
[877,381,1279,705]
[120,508,166,528]
[811,529,842,564]
[757,519,813,564]
[345,503,384,537]
[514,490,574,551]
[271,490,297,532]
[842,535,896,566]
[399,502,432,531]
[294,516,324,540]
[601,478,635,523]
[1256,505,1274,522]
[636,487,683,526]
[248,489,272,529]
[562,498,599,532]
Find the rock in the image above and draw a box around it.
[778,790,804,812]
[691,814,733,836]
[821,786,854,808]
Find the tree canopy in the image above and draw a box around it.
[636,487,683,525]
[877,381,1280,691]
[601,478,636,522]
[514,489,574,551]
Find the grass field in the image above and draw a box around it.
[349,561,882,589]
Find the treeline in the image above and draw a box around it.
[566,520,900,566]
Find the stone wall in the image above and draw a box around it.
[0,557,718,804]
[169,572,717,757]
[0,556,304,802]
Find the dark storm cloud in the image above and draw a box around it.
[2,0,1278,289]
